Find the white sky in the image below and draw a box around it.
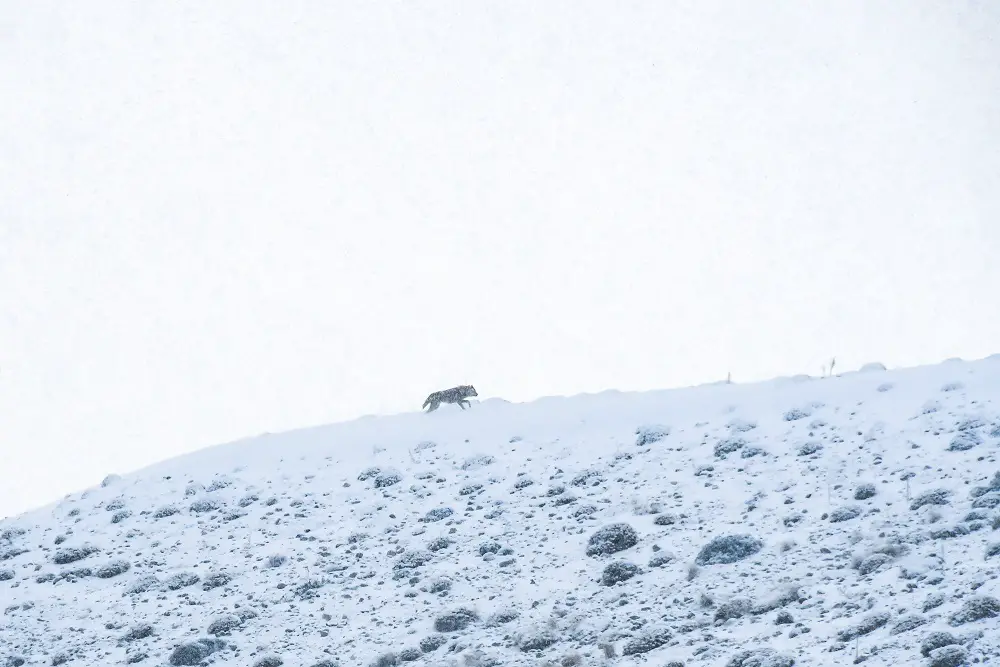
[2,1,999,519]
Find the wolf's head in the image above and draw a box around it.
[462,385,478,398]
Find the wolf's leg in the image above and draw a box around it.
[426,401,439,412]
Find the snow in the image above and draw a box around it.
[2,357,1000,666]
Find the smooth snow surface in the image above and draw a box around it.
[3,358,1000,666]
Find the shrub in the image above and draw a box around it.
[857,553,893,575]
[635,425,670,447]
[434,608,479,632]
[397,648,422,662]
[571,470,603,487]
[921,632,958,657]
[374,471,402,488]
[419,635,448,653]
[948,431,981,451]
[461,454,495,470]
[797,442,823,456]
[202,572,232,590]
[725,648,794,667]
[949,596,1000,625]
[775,611,793,625]
[120,624,155,642]
[126,575,158,595]
[585,523,638,557]
[783,408,811,421]
[600,561,639,586]
[152,505,179,519]
[111,509,132,524]
[854,483,877,500]
[622,627,672,655]
[189,499,219,513]
[910,489,951,511]
[648,553,674,568]
[427,537,452,552]
[518,630,559,652]
[168,639,226,666]
[53,545,99,564]
[207,615,242,636]
[714,437,747,458]
[715,598,753,621]
[96,559,131,578]
[485,609,519,626]
[0,569,14,582]
[695,535,763,565]
[253,656,284,667]
[394,550,432,570]
[653,514,677,526]
[889,615,926,635]
[164,572,200,590]
[972,492,1000,509]
[828,506,862,523]
[267,554,287,568]
[836,611,890,641]
[927,646,968,667]
[422,508,454,523]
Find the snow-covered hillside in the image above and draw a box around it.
[3,358,1000,667]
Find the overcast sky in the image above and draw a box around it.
[2,1,998,519]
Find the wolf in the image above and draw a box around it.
[422,385,478,412]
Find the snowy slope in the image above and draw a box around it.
[3,358,1000,667]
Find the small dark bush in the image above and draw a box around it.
[168,639,225,666]
[715,598,753,621]
[152,506,179,519]
[725,648,794,667]
[600,561,639,586]
[585,523,638,557]
[121,624,155,642]
[635,425,670,447]
[784,408,811,421]
[53,544,99,564]
[797,442,823,456]
[714,437,746,457]
[0,569,14,582]
[653,514,676,526]
[775,611,793,625]
[648,553,674,568]
[695,535,763,565]
[202,572,232,590]
[854,483,877,500]
[394,550,432,570]
[111,509,132,524]
[857,553,893,575]
[485,609,520,626]
[890,615,926,635]
[571,470,603,487]
[398,648,422,662]
[921,632,958,657]
[358,466,381,481]
[434,608,479,632]
[419,635,448,653]
[949,595,1000,625]
[422,508,454,523]
[253,656,284,667]
[948,431,981,451]
[126,575,158,595]
[622,627,672,655]
[910,489,951,511]
[96,559,131,578]
[189,499,219,513]
[927,646,968,667]
[828,506,862,523]
[836,611,890,641]
[519,630,559,652]
[427,537,452,552]
[374,471,402,488]
[207,615,242,636]
[972,492,1000,509]
[164,572,200,590]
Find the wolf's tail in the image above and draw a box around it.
[422,396,431,409]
